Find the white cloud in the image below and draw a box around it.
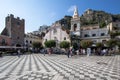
[68,5,76,12]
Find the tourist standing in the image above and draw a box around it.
[87,48,91,57]
[93,49,96,55]
[48,48,51,55]
[82,49,86,55]
[76,49,79,55]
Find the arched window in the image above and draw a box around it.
[74,24,77,31]
[17,22,20,25]
[30,41,32,44]
[64,37,66,40]
[16,44,21,47]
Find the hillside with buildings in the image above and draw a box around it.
[57,9,120,30]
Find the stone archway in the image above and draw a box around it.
[16,44,21,47]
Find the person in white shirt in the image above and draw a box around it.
[87,48,91,57]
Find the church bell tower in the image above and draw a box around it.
[70,6,81,36]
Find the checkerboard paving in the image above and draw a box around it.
[0,54,120,80]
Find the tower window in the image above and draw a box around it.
[74,24,77,31]
[64,37,66,40]
[30,41,32,44]
[17,22,20,25]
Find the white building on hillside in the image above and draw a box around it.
[24,33,42,48]
[43,6,120,48]
[81,25,110,43]
[70,6,111,44]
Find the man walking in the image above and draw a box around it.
[43,48,47,56]
[67,48,70,58]
[17,49,21,58]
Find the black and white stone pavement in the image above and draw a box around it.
[0,54,120,80]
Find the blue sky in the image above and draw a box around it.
[0,0,120,33]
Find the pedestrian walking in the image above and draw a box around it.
[67,48,70,58]
[43,49,45,56]
[0,52,3,57]
[71,48,74,57]
[17,49,21,57]
[43,49,47,56]
[76,49,79,55]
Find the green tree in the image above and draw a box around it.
[32,42,42,48]
[73,42,78,50]
[96,42,104,48]
[60,41,70,49]
[99,21,106,28]
[106,39,117,48]
[117,41,120,51]
[110,31,120,39]
[110,32,116,38]
[44,40,56,48]
[80,40,92,49]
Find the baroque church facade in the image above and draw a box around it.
[43,22,70,46]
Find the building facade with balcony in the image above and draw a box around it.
[70,7,112,45]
